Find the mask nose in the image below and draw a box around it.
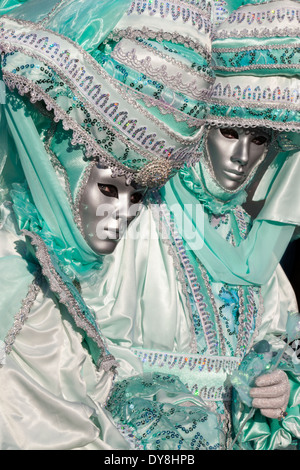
[116,193,137,230]
[231,138,250,167]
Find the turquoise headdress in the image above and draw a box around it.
[159,0,300,289]
[208,0,300,145]
[0,0,215,189]
[0,0,216,270]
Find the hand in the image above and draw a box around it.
[249,369,290,420]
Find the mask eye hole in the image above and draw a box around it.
[130,192,144,204]
[251,135,268,146]
[220,128,239,140]
[98,183,118,199]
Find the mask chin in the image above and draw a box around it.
[198,158,241,202]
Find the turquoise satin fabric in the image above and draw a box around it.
[1,0,132,52]
[3,95,100,275]
[0,0,29,14]
[0,0,299,451]
[160,169,295,286]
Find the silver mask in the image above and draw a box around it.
[206,127,271,192]
[79,165,145,255]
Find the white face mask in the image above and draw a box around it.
[79,165,145,254]
[206,127,270,192]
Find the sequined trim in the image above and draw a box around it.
[211,82,300,108]
[22,229,118,372]
[0,17,206,151]
[3,71,139,178]
[214,63,300,73]
[213,26,300,40]
[4,273,41,355]
[149,196,198,354]
[152,194,225,356]
[224,5,300,27]
[127,0,212,34]
[132,348,240,373]
[73,160,96,235]
[233,207,250,241]
[235,286,264,357]
[131,347,241,401]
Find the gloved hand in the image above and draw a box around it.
[250,369,290,420]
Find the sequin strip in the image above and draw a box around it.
[127,0,212,34]
[226,6,300,26]
[132,347,240,401]
[4,273,41,355]
[149,199,198,353]
[22,230,118,373]
[213,26,300,40]
[206,115,299,133]
[234,207,250,240]
[156,199,223,356]
[211,82,300,107]
[235,286,264,358]
[108,27,209,56]
[132,348,241,373]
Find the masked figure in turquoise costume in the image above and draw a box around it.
[0,0,299,452]
[88,0,300,450]
[0,0,220,450]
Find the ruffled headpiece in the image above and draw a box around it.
[0,0,215,189]
[208,0,300,148]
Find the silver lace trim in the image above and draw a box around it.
[22,229,118,372]
[206,115,300,133]
[213,42,300,53]
[111,41,212,101]
[4,273,41,355]
[131,36,212,68]
[151,192,227,356]
[127,0,212,34]
[73,161,96,235]
[117,81,206,128]
[213,26,300,40]
[149,196,198,355]
[214,63,300,73]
